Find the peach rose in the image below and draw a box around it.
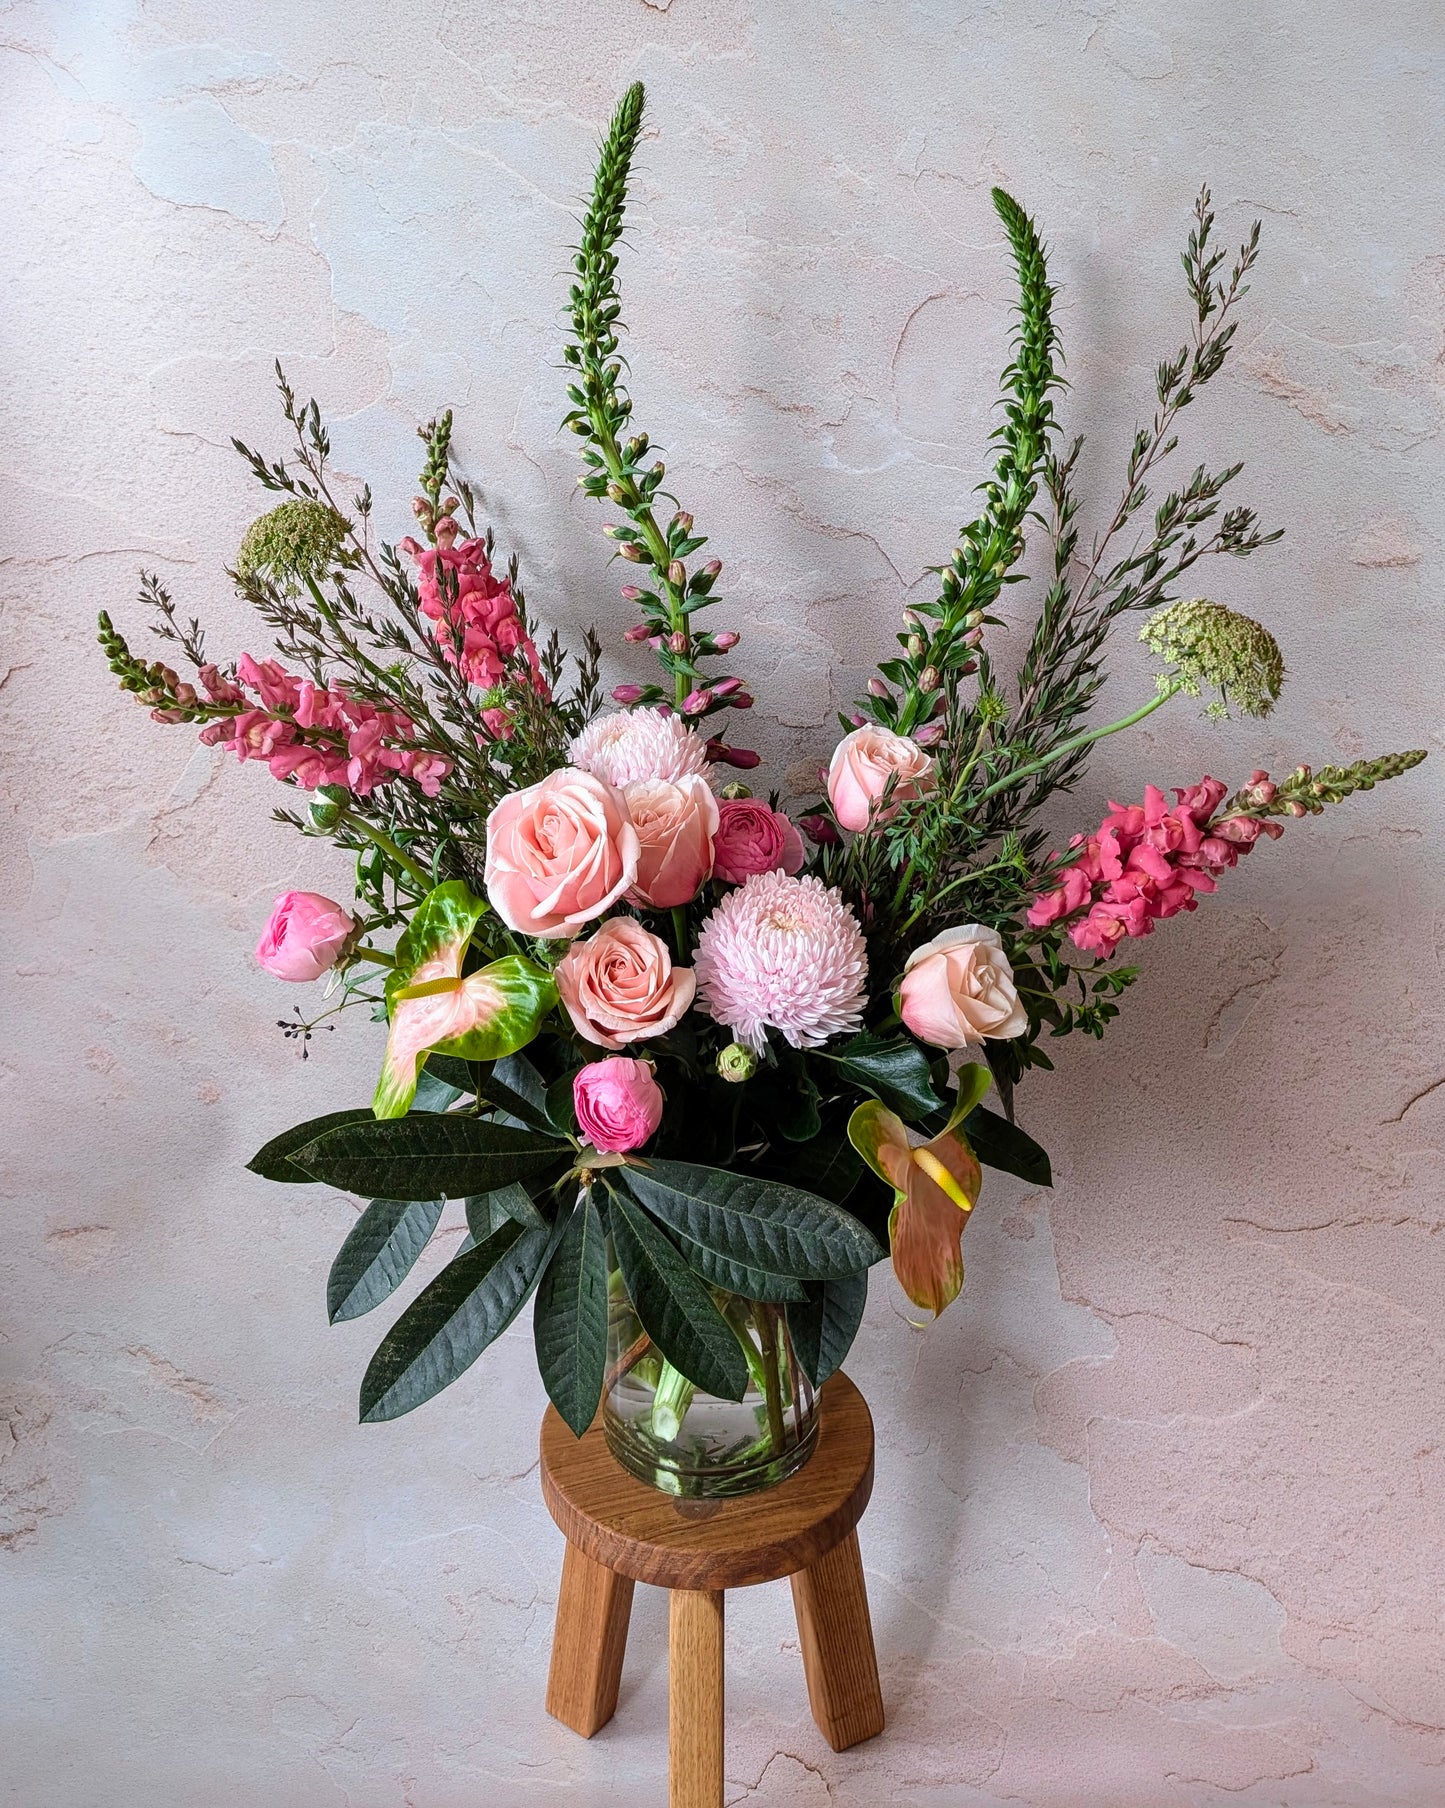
[898,924,1027,1048]
[484,766,640,938]
[622,774,719,909]
[555,917,696,1049]
[827,724,936,832]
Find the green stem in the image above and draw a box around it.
[340,809,433,890]
[670,905,689,962]
[757,1306,787,1455]
[973,682,1183,808]
[896,854,1018,937]
[354,943,396,967]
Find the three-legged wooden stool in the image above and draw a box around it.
[540,1372,884,1808]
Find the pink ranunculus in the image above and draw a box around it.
[573,1056,664,1153]
[255,891,356,982]
[826,724,936,833]
[483,766,640,938]
[711,797,806,884]
[622,775,719,909]
[555,917,696,1049]
[899,925,1027,1049]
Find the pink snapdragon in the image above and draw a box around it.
[1027,776,1283,955]
[400,525,547,695]
[196,657,450,797]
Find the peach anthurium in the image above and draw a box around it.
[373,881,556,1119]
[846,1062,991,1316]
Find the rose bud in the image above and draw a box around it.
[574,1057,664,1153]
[255,891,356,983]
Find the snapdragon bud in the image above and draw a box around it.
[612,683,645,705]
[624,622,654,643]
[668,631,689,654]
[713,631,739,651]
[918,666,940,693]
[868,678,890,699]
[668,560,686,589]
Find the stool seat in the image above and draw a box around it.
[540,1371,875,1590]
[539,1373,885,1807]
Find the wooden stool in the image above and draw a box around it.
[540,1372,885,1808]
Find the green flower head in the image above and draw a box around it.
[236,499,347,592]
[1141,598,1285,720]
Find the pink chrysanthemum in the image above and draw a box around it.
[570,706,710,788]
[693,871,868,1053]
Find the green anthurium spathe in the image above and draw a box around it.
[846,1062,991,1317]
[372,881,557,1119]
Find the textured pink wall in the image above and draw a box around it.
[3,2,1442,1803]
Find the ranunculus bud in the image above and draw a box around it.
[255,891,356,983]
[716,1042,757,1083]
[574,1057,664,1153]
[718,782,752,800]
[306,785,350,833]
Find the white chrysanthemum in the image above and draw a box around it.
[693,871,868,1054]
[570,707,710,788]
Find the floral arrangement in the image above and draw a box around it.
[99,85,1423,1468]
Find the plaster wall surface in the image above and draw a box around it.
[2,3,1443,1804]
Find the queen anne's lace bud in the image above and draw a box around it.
[1140,597,1285,719]
[236,500,348,592]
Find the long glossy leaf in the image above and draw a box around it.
[787,1272,869,1388]
[964,1105,1052,1186]
[624,1161,882,1282]
[358,1221,552,1421]
[533,1192,609,1437]
[763,1131,862,1206]
[247,1109,374,1183]
[466,1182,545,1236]
[609,1190,749,1400]
[327,1196,444,1323]
[817,1034,945,1122]
[291,1113,566,1200]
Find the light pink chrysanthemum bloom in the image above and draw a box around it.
[693,871,868,1054]
[570,706,710,789]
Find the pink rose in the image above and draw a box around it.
[711,798,806,884]
[826,724,936,833]
[255,891,356,982]
[622,775,719,909]
[899,925,1027,1048]
[555,918,697,1049]
[484,767,640,938]
[573,1056,664,1152]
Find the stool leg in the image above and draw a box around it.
[669,1588,724,1808]
[546,1541,634,1737]
[789,1530,885,1751]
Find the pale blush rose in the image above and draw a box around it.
[827,724,936,832]
[899,924,1027,1048]
[622,775,719,909]
[555,918,696,1049]
[255,891,355,981]
[574,1056,664,1153]
[711,798,806,884]
[484,767,639,938]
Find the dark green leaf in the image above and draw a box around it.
[247,1109,373,1183]
[411,1070,465,1114]
[359,1221,553,1422]
[624,1161,882,1283]
[328,1196,444,1324]
[291,1113,566,1201]
[608,1189,749,1400]
[544,1069,580,1138]
[771,1045,822,1142]
[423,1053,479,1097]
[817,1034,945,1123]
[762,1130,862,1205]
[787,1272,869,1388]
[466,1182,545,1236]
[534,1192,609,1436]
[964,1106,1052,1187]
[475,1062,556,1135]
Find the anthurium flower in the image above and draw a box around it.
[372,880,556,1118]
[846,1063,991,1316]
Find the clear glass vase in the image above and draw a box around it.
[603,1250,818,1498]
